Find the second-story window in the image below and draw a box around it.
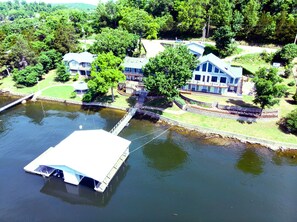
[208,63,213,72]
[220,77,227,83]
[214,67,219,73]
[211,76,218,82]
[195,75,201,80]
[202,63,207,72]
[230,78,234,84]
[195,66,200,71]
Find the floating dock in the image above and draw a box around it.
[24,129,131,193]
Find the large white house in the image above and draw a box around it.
[183,53,243,95]
[63,52,96,76]
[123,56,149,82]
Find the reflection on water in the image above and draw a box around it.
[236,148,264,175]
[40,164,130,208]
[143,138,188,172]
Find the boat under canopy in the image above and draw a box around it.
[24,129,131,192]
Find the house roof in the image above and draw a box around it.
[186,42,205,56]
[27,130,131,183]
[63,52,95,64]
[123,56,149,69]
[199,53,242,78]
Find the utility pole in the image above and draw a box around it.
[294,33,297,44]
[207,16,210,38]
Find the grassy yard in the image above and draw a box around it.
[41,85,82,101]
[232,53,271,74]
[95,90,136,108]
[182,92,258,108]
[162,111,297,144]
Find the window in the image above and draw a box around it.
[195,66,200,71]
[230,78,234,84]
[220,77,227,83]
[208,63,213,72]
[206,76,210,82]
[214,67,219,73]
[202,63,207,72]
[211,76,218,82]
[235,78,239,84]
[125,67,130,72]
[195,75,201,81]
[202,75,205,81]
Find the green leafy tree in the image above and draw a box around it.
[55,62,69,82]
[53,22,77,55]
[213,26,236,57]
[174,0,207,34]
[209,0,233,27]
[90,28,138,58]
[88,52,125,102]
[119,7,159,39]
[253,67,287,111]
[293,89,297,103]
[37,54,51,73]
[279,43,297,65]
[242,0,260,36]
[12,63,43,86]
[143,45,197,102]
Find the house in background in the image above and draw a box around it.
[186,42,205,59]
[63,52,95,76]
[121,57,149,94]
[182,53,243,95]
[123,56,149,82]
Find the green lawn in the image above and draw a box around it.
[0,70,60,94]
[95,90,136,108]
[232,53,271,74]
[182,93,258,108]
[41,85,82,101]
[162,111,297,144]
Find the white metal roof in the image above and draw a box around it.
[32,130,130,182]
[63,52,95,64]
[186,42,205,56]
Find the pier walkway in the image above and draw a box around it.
[110,108,137,136]
[0,93,34,113]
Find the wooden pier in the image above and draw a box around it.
[110,108,137,136]
[0,93,34,114]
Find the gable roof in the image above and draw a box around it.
[199,53,242,78]
[186,42,205,56]
[123,56,149,69]
[63,52,95,64]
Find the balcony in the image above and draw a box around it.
[188,80,230,88]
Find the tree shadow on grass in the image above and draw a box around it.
[285,99,297,105]
[95,95,119,104]
[126,96,137,107]
[226,99,259,108]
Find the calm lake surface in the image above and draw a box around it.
[0,97,296,222]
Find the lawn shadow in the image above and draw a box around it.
[126,96,137,107]
[95,95,119,104]
[285,99,297,105]
[237,117,256,124]
[226,99,259,108]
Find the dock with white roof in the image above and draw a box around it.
[24,129,131,193]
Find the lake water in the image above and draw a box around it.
[0,97,296,222]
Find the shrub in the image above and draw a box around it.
[287,81,295,87]
[281,109,297,134]
[279,43,297,65]
[70,91,77,99]
[284,63,293,78]
[12,63,44,86]
[260,51,274,63]
[293,90,297,103]
[82,92,92,102]
[72,73,79,81]
[55,62,70,82]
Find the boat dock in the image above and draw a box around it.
[110,108,137,135]
[0,93,34,113]
[24,130,131,193]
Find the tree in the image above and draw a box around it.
[253,67,287,111]
[174,0,207,34]
[12,63,43,86]
[90,28,138,59]
[209,0,233,27]
[143,45,197,102]
[213,25,236,57]
[53,22,77,55]
[293,89,297,103]
[55,62,69,82]
[279,43,297,65]
[87,52,125,102]
[119,7,159,39]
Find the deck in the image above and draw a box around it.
[110,108,137,135]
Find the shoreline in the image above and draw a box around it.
[1,92,297,152]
